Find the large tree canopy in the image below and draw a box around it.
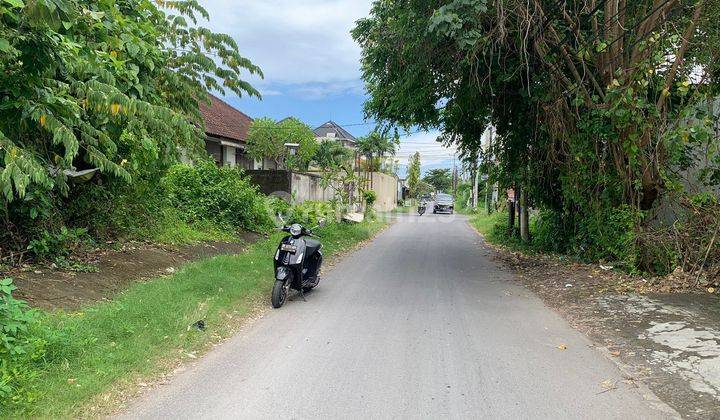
[0,0,261,202]
[354,0,718,206]
[423,168,452,192]
[246,117,317,170]
[353,0,720,266]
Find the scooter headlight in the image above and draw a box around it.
[290,223,302,236]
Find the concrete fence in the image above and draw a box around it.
[369,172,398,212]
[245,170,398,211]
[244,170,334,204]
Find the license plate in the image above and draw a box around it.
[280,244,297,253]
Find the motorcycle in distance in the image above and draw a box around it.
[271,215,326,308]
[417,199,427,216]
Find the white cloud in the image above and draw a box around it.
[198,0,372,96]
[396,130,457,166]
[292,79,365,100]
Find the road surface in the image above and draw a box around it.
[120,213,676,419]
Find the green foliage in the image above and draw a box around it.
[0,0,261,260]
[354,0,720,273]
[531,210,573,255]
[571,206,642,268]
[0,0,260,202]
[407,152,421,197]
[0,278,56,409]
[149,208,236,244]
[363,189,377,207]
[162,163,273,233]
[423,168,452,192]
[454,180,484,213]
[280,118,318,171]
[414,180,434,198]
[245,117,284,167]
[312,139,353,171]
[266,195,291,218]
[246,117,317,170]
[288,200,337,226]
[356,130,398,172]
[27,227,89,261]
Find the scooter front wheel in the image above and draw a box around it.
[271,279,288,308]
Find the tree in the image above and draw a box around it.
[423,169,452,193]
[407,152,421,198]
[246,118,284,168]
[415,180,434,198]
[246,118,317,170]
[0,0,261,202]
[356,130,398,172]
[313,140,353,171]
[0,0,262,255]
[278,118,317,171]
[354,0,720,267]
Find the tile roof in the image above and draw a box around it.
[198,94,253,143]
[313,121,357,143]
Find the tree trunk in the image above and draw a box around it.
[520,188,530,242]
[486,180,493,214]
[514,186,521,238]
[507,198,515,236]
[472,164,479,209]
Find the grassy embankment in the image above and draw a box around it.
[468,210,538,253]
[7,219,387,418]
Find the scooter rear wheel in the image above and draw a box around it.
[271,280,288,308]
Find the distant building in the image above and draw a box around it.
[313,121,357,149]
[198,94,256,169]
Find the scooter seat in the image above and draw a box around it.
[305,238,322,257]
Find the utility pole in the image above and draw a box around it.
[452,152,458,197]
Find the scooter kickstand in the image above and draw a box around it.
[299,286,307,302]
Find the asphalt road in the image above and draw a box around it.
[120,213,677,419]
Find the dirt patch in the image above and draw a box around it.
[478,237,720,419]
[7,232,260,311]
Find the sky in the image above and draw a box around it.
[198,0,457,176]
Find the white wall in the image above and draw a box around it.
[223,145,236,167]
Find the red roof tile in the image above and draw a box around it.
[198,94,253,143]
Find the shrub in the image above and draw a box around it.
[289,201,337,226]
[267,196,291,218]
[571,205,641,268]
[363,190,377,207]
[162,163,274,232]
[532,210,573,254]
[26,227,91,261]
[0,279,53,410]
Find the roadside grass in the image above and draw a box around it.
[469,211,538,253]
[470,211,503,237]
[8,219,387,418]
[143,208,238,244]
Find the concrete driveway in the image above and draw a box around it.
[120,213,677,419]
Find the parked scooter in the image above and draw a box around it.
[417,200,427,216]
[271,216,325,308]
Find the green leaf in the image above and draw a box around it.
[0,38,11,52]
[4,0,25,8]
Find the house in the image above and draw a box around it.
[198,94,283,170]
[313,121,357,149]
[197,94,255,169]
